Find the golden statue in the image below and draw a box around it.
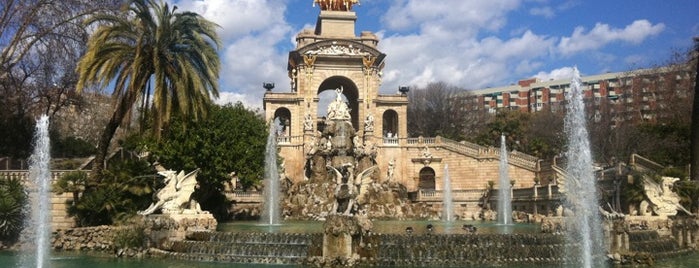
[313,0,359,11]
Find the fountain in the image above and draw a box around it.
[20,115,51,268]
[563,67,605,267]
[497,134,512,225]
[442,164,454,221]
[262,122,280,225]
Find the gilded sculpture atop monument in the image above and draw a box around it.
[312,0,359,11]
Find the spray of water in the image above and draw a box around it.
[564,67,605,267]
[262,122,280,225]
[21,115,51,268]
[442,164,453,221]
[497,134,512,225]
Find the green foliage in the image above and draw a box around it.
[674,179,699,213]
[113,225,146,249]
[70,159,158,226]
[0,176,27,241]
[473,110,564,159]
[127,103,267,220]
[144,103,267,188]
[661,166,688,179]
[636,122,690,167]
[76,0,222,182]
[0,113,33,158]
[52,135,96,158]
[621,174,646,208]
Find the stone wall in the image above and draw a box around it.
[52,225,122,251]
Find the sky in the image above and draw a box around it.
[170,0,699,110]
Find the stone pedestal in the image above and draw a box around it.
[142,213,217,249]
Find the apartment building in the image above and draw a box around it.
[456,66,695,124]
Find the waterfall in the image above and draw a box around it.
[262,122,280,225]
[497,134,512,225]
[563,67,605,267]
[21,115,51,268]
[442,164,454,221]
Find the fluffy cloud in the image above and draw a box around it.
[173,0,293,109]
[378,0,559,91]
[532,66,575,82]
[557,20,665,56]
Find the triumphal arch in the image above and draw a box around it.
[264,0,541,218]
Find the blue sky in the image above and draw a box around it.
[171,0,699,109]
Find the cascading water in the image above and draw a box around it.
[21,115,51,268]
[442,164,454,221]
[262,122,280,225]
[563,67,605,267]
[497,134,512,225]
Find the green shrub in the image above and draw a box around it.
[0,176,27,241]
[69,158,158,226]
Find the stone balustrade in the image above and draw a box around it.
[416,189,485,202]
[225,190,263,203]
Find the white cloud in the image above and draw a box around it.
[532,66,575,81]
[173,0,293,109]
[557,20,665,56]
[382,0,521,35]
[173,0,287,41]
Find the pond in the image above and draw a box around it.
[3,250,699,268]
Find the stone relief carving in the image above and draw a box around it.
[139,169,205,215]
[305,43,368,56]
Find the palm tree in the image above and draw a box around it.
[76,0,221,184]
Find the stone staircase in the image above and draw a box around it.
[435,137,540,171]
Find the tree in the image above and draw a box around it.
[407,82,470,140]
[0,1,120,158]
[691,37,699,181]
[130,103,268,219]
[76,0,221,183]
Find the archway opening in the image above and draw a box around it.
[273,107,291,138]
[418,167,436,190]
[317,76,360,129]
[382,109,398,138]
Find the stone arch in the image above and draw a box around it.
[318,76,360,129]
[382,109,398,137]
[418,167,436,190]
[273,107,292,137]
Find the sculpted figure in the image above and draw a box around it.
[328,164,377,215]
[364,114,374,131]
[313,0,359,11]
[387,158,395,181]
[643,176,692,216]
[139,169,203,215]
[326,87,352,120]
[303,113,314,131]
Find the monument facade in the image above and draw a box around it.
[264,1,539,219]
